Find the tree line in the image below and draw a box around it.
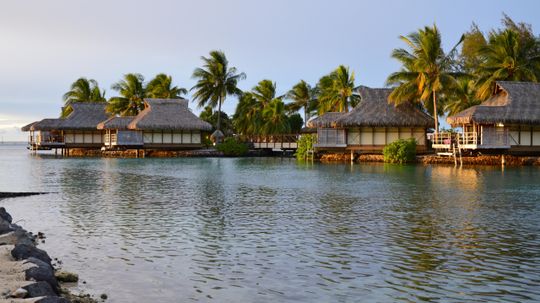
[61,14,540,135]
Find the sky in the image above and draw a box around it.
[1,0,540,141]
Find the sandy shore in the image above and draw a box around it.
[0,241,39,303]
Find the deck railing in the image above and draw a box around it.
[432,132,453,146]
[457,132,479,146]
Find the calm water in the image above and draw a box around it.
[1,144,539,302]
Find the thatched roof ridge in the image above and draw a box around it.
[23,119,64,131]
[21,121,39,131]
[97,116,135,130]
[334,86,434,128]
[127,98,212,131]
[447,81,540,125]
[58,102,110,130]
[306,112,344,128]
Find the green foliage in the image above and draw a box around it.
[287,113,303,133]
[107,73,146,116]
[216,137,249,156]
[286,80,318,123]
[146,73,187,99]
[199,106,234,136]
[61,78,106,117]
[383,139,417,164]
[295,134,315,160]
[317,65,360,114]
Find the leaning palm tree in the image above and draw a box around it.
[107,73,146,116]
[386,25,464,133]
[62,78,106,117]
[146,73,188,99]
[317,65,360,114]
[286,80,318,125]
[475,29,540,100]
[191,50,246,141]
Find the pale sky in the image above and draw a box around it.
[1,0,539,141]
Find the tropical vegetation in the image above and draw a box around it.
[383,138,417,164]
[191,50,246,138]
[61,78,106,117]
[295,134,316,160]
[317,65,360,114]
[216,137,249,156]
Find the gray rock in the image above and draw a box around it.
[0,220,15,235]
[25,262,59,293]
[23,281,56,297]
[12,243,52,266]
[0,207,12,223]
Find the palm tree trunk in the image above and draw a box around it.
[217,95,222,132]
[433,90,438,133]
[304,106,307,127]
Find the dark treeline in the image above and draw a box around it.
[61,14,540,135]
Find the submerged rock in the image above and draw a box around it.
[55,270,79,283]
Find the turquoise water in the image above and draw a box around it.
[1,144,539,302]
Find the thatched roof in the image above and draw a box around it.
[97,116,134,130]
[22,119,64,131]
[335,87,434,128]
[127,99,212,131]
[447,81,540,126]
[59,103,109,130]
[306,112,344,128]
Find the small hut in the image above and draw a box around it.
[446,81,540,153]
[126,99,212,149]
[307,86,434,153]
[22,119,65,149]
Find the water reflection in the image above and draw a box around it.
[1,146,540,302]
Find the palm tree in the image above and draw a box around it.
[286,80,318,125]
[475,29,540,100]
[107,73,146,116]
[443,78,481,116]
[146,73,188,99]
[252,79,279,106]
[261,98,290,135]
[191,50,246,140]
[233,92,261,136]
[386,25,464,133]
[62,78,106,117]
[317,65,360,114]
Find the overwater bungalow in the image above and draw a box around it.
[22,103,109,150]
[308,86,434,154]
[98,99,212,149]
[443,81,540,154]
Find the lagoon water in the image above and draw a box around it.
[1,144,539,302]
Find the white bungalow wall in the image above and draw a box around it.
[142,131,201,144]
[64,131,104,144]
[508,126,540,146]
[347,127,425,146]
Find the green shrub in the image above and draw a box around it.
[383,139,417,164]
[295,134,315,160]
[216,137,249,156]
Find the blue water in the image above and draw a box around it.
[1,144,539,302]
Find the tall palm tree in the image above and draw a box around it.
[191,50,246,139]
[261,98,290,135]
[62,78,106,117]
[286,80,318,125]
[386,25,464,133]
[107,73,146,116]
[317,65,360,114]
[146,73,188,99]
[475,29,540,100]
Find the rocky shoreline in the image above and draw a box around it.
[0,207,100,303]
[319,153,540,166]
